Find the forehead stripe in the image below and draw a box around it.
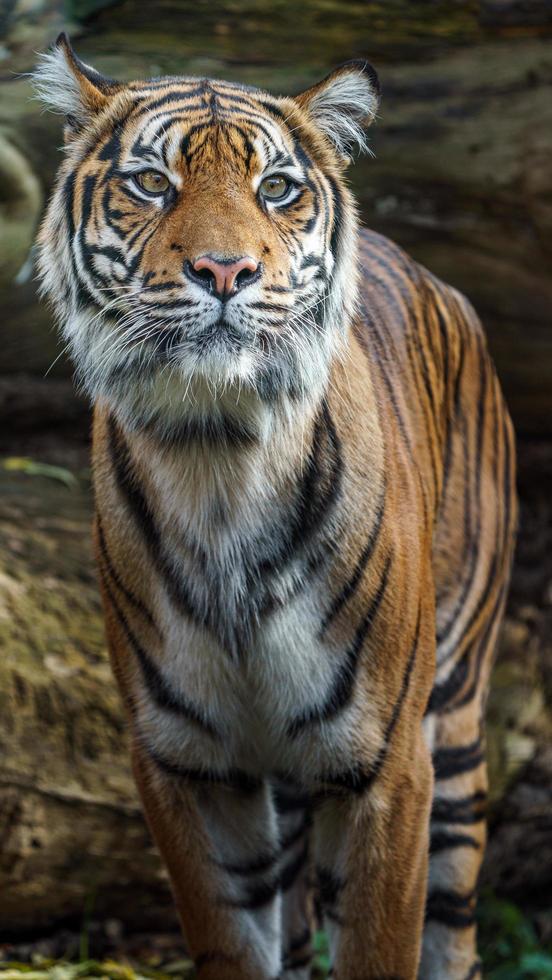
[131,106,282,159]
[131,86,215,118]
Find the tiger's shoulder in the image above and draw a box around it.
[355,225,493,405]
[357,226,485,348]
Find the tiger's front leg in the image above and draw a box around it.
[314,728,434,980]
[132,742,284,980]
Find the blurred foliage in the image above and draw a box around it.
[64,0,118,20]
[312,930,330,977]
[478,891,552,979]
[0,962,194,980]
[1,458,78,488]
[2,895,552,979]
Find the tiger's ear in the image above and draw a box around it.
[294,60,380,163]
[32,33,121,139]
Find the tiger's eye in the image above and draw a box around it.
[136,170,170,194]
[260,175,290,200]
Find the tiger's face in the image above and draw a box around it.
[35,35,378,434]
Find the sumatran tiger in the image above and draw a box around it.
[33,33,516,980]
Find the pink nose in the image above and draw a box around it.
[191,254,260,297]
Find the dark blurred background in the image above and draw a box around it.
[0,1,551,976]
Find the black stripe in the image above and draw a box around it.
[221,806,312,879]
[441,584,506,715]
[131,84,212,117]
[426,649,470,714]
[143,411,259,451]
[441,475,510,668]
[430,831,480,854]
[258,398,343,589]
[361,245,440,489]
[272,784,311,813]
[249,300,291,313]
[97,120,125,162]
[409,292,439,426]
[221,849,279,877]
[107,417,208,628]
[437,333,488,654]
[285,927,311,957]
[321,484,386,632]
[62,171,97,310]
[426,889,476,928]
[327,174,344,264]
[318,602,422,794]
[96,514,159,632]
[283,952,312,970]
[434,295,453,490]
[147,746,262,794]
[317,760,369,795]
[354,309,416,464]
[280,838,309,892]
[287,553,392,736]
[292,400,343,551]
[433,738,484,781]
[226,876,279,910]
[316,866,344,909]
[224,840,308,911]
[101,574,219,737]
[431,791,487,825]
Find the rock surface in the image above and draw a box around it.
[0,461,176,936]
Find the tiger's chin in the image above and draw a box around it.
[74,334,277,451]
[98,368,276,453]
[70,306,259,397]
[68,304,330,448]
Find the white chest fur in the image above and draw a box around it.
[125,434,376,784]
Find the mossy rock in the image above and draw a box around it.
[0,464,175,937]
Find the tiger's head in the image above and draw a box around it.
[34,35,379,438]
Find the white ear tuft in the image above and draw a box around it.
[32,44,86,117]
[31,33,119,127]
[295,60,380,161]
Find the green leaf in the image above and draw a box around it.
[487,967,522,980]
[159,962,195,976]
[312,931,331,976]
[2,458,78,488]
[520,951,552,976]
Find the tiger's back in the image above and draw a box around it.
[358,227,516,975]
[357,229,515,694]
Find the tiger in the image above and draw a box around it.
[33,33,517,980]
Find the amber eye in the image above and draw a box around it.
[259,174,292,201]
[134,170,170,195]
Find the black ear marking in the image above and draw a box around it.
[64,112,81,133]
[293,59,380,162]
[55,31,121,93]
[333,58,381,98]
[32,31,122,130]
